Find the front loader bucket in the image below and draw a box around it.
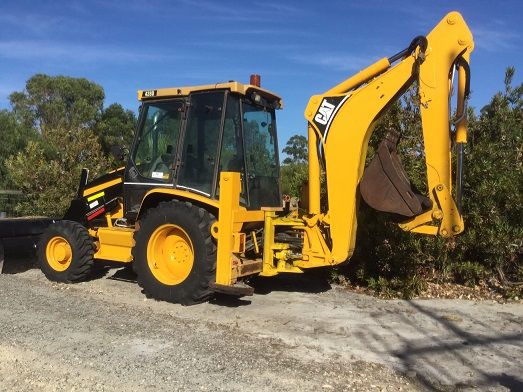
[360,131,432,218]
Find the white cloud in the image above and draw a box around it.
[0,14,64,35]
[176,0,307,21]
[208,28,319,38]
[288,53,378,72]
[0,40,181,63]
[472,26,520,52]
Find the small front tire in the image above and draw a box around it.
[38,220,94,283]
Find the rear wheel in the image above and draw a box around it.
[133,200,216,305]
[38,220,94,282]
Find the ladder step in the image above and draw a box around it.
[209,281,254,297]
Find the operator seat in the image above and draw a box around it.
[150,145,174,177]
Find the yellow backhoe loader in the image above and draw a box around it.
[38,12,474,304]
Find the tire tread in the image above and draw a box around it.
[133,200,216,305]
[38,220,94,283]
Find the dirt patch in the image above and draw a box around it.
[0,268,416,392]
[337,277,522,303]
[1,258,522,391]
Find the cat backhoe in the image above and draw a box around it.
[37,12,473,304]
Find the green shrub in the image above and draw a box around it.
[347,68,522,297]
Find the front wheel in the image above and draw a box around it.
[132,201,216,305]
[38,220,94,282]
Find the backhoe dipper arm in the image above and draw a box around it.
[303,12,474,263]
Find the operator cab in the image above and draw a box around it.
[124,79,283,219]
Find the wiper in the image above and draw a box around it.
[139,111,170,141]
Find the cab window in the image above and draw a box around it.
[177,92,225,195]
[243,102,280,208]
[132,100,183,181]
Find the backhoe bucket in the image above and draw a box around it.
[360,131,431,218]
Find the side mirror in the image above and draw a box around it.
[110,145,127,161]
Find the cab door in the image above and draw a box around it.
[124,99,184,218]
[176,91,225,197]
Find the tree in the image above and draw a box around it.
[9,74,105,135]
[282,134,307,164]
[0,110,37,188]
[456,67,522,290]
[348,68,522,297]
[5,75,110,216]
[280,134,309,197]
[94,103,137,155]
[280,163,308,197]
[5,128,107,216]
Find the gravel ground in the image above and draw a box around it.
[0,256,522,391]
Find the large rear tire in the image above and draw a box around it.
[38,220,94,282]
[132,200,216,305]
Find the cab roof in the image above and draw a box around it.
[137,81,283,108]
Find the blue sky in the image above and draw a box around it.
[0,0,521,146]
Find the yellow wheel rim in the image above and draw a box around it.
[46,236,73,272]
[147,224,194,286]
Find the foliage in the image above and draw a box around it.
[280,134,308,199]
[94,103,136,156]
[282,135,308,164]
[5,126,108,217]
[280,162,308,196]
[454,66,522,291]
[9,74,105,134]
[0,110,38,187]
[348,67,522,297]
[3,75,120,216]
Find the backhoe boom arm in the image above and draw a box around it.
[304,12,474,263]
